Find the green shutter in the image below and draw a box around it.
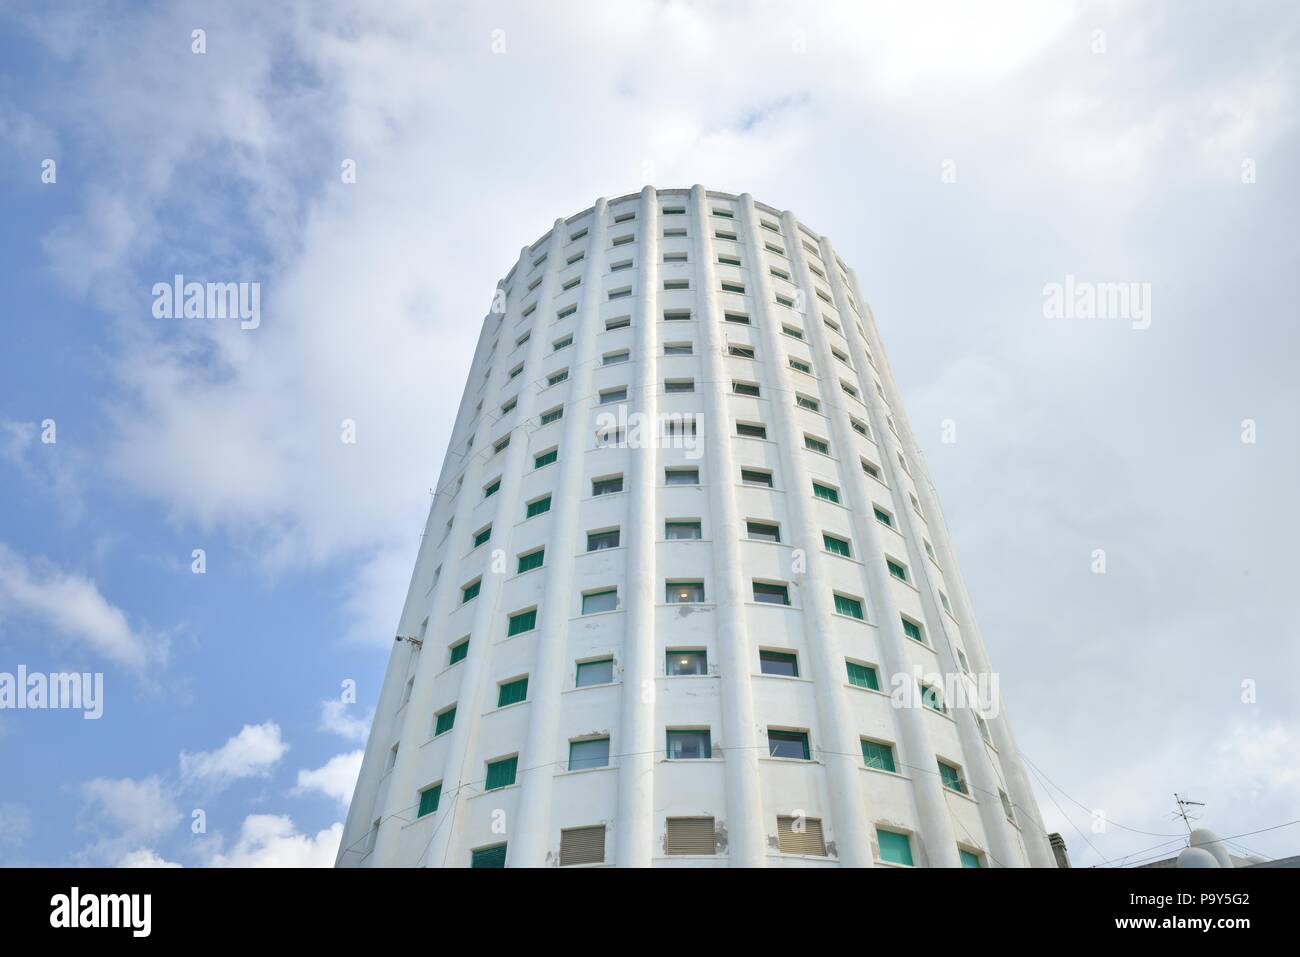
[473,526,492,547]
[939,760,965,793]
[812,482,839,503]
[435,707,456,735]
[485,757,517,791]
[418,784,441,817]
[846,661,879,690]
[484,480,500,498]
[873,507,893,527]
[462,580,481,602]
[877,829,913,866]
[861,739,896,772]
[887,559,908,581]
[471,844,507,867]
[535,449,558,468]
[834,594,864,619]
[498,677,528,707]
[507,609,537,636]
[517,549,544,573]
[526,496,551,517]
[823,534,850,556]
[959,849,982,868]
[448,640,469,665]
[902,618,923,642]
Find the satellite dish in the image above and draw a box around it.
[1176,846,1221,868]
[1189,828,1234,869]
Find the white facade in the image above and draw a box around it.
[337,185,1054,868]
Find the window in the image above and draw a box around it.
[592,474,623,495]
[728,344,755,359]
[507,609,537,636]
[547,369,568,387]
[596,427,624,448]
[540,406,563,425]
[560,826,606,866]
[767,729,810,760]
[516,332,531,347]
[789,357,811,374]
[746,521,781,543]
[781,323,803,339]
[724,311,749,325]
[753,582,791,605]
[741,468,773,487]
[485,757,518,790]
[599,386,628,404]
[614,210,635,223]
[666,729,711,759]
[667,650,707,676]
[715,230,737,241]
[553,334,573,351]
[417,783,441,817]
[493,436,510,455]
[664,278,689,291]
[938,760,966,794]
[776,293,794,308]
[720,282,745,294]
[526,495,552,518]
[873,506,894,527]
[759,650,798,677]
[732,380,760,397]
[901,617,924,643]
[606,315,631,331]
[924,539,937,562]
[812,482,840,504]
[582,589,619,614]
[664,341,692,355]
[877,828,913,866]
[665,520,702,540]
[861,459,881,480]
[570,227,588,241]
[823,533,850,557]
[920,684,945,712]
[861,739,896,772]
[568,738,611,771]
[736,422,767,439]
[535,449,558,469]
[665,467,699,485]
[847,661,880,690]
[472,525,492,548]
[603,349,629,365]
[939,591,953,614]
[448,639,469,665]
[834,594,864,620]
[434,706,456,736]
[666,580,705,603]
[556,304,577,319]
[484,478,501,498]
[462,579,481,603]
[776,816,826,856]
[610,259,633,272]
[804,435,830,454]
[960,849,983,869]
[587,529,620,551]
[471,843,507,868]
[662,206,686,216]
[576,658,614,687]
[663,308,691,321]
[761,219,780,233]
[508,547,542,574]
[560,277,580,291]
[718,255,741,267]
[663,228,687,238]
[796,395,820,412]
[509,363,524,380]
[957,648,971,674]
[664,378,694,393]
[711,207,734,219]
[663,251,687,263]
[612,234,634,247]
[501,397,517,414]
[845,383,862,402]
[665,817,715,855]
[887,559,909,582]
[977,715,992,743]
[498,677,528,707]
[1000,789,1016,823]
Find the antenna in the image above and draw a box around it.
[1171,792,1206,833]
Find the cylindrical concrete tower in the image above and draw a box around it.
[337,186,1055,868]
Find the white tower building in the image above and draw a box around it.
[337,186,1054,868]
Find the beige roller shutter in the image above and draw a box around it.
[559,825,606,866]
[665,816,715,855]
[777,816,826,856]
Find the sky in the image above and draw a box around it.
[0,0,1297,868]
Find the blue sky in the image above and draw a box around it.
[1,0,1298,867]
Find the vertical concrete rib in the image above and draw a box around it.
[511,201,612,865]
[614,186,660,866]
[690,184,766,867]
[738,196,873,866]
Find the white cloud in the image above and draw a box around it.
[320,699,372,743]
[294,750,364,805]
[205,814,342,868]
[179,722,288,789]
[79,775,181,844]
[0,802,33,849]
[118,847,182,868]
[0,544,160,669]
